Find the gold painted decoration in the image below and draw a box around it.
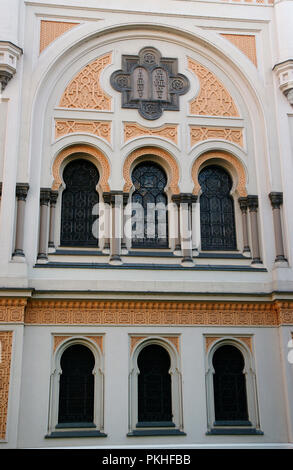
[191,150,247,197]
[0,331,13,440]
[55,120,111,143]
[188,58,239,117]
[40,20,79,54]
[190,126,243,147]
[124,123,178,145]
[123,146,180,195]
[221,34,257,67]
[59,53,112,110]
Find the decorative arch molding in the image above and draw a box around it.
[205,336,261,434]
[52,144,111,191]
[191,150,247,197]
[128,335,184,435]
[123,146,180,195]
[48,335,105,436]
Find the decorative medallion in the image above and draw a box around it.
[110,47,189,120]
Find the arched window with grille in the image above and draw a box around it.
[212,344,249,424]
[131,161,168,248]
[60,159,99,246]
[47,338,106,438]
[58,344,95,424]
[137,344,172,424]
[199,165,236,251]
[205,338,263,435]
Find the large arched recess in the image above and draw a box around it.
[23,22,271,261]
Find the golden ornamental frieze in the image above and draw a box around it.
[190,126,243,148]
[22,299,292,326]
[55,120,111,143]
[0,331,13,440]
[124,123,178,145]
[59,53,112,110]
[188,58,239,117]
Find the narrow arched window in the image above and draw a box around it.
[199,165,236,251]
[58,344,95,424]
[131,162,168,248]
[212,345,249,423]
[61,159,99,246]
[137,344,172,423]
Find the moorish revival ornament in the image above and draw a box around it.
[110,47,190,120]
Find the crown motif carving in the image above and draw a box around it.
[111,47,190,120]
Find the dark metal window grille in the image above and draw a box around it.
[58,344,95,424]
[137,344,172,423]
[61,159,99,246]
[131,161,168,248]
[199,165,236,251]
[212,345,249,422]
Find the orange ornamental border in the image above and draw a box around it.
[52,144,111,192]
[0,331,13,440]
[21,299,293,326]
[123,146,180,194]
[205,336,252,353]
[1,298,293,326]
[130,335,180,353]
[53,335,103,353]
[191,150,247,197]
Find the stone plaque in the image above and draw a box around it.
[110,47,189,120]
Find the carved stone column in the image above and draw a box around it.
[109,191,123,265]
[269,192,287,262]
[102,193,111,253]
[171,194,181,254]
[247,195,262,264]
[238,197,250,254]
[12,183,29,258]
[48,190,58,251]
[180,194,194,265]
[37,188,51,261]
[121,193,129,253]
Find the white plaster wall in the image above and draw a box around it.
[17,325,289,448]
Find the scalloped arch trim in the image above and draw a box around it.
[123,146,180,194]
[191,150,247,197]
[52,144,111,191]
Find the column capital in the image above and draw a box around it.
[172,193,198,205]
[15,183,29,201]
[50,190,58,206]
[269,192,283,209]
[238,196,248,212]
[40,188,51,206]
[103,191,124,206]
[247,195,258,212]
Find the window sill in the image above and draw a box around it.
[136,421,175,428]
[127,429,186,437]
[206,428,264,436]
[45,430,107,438]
